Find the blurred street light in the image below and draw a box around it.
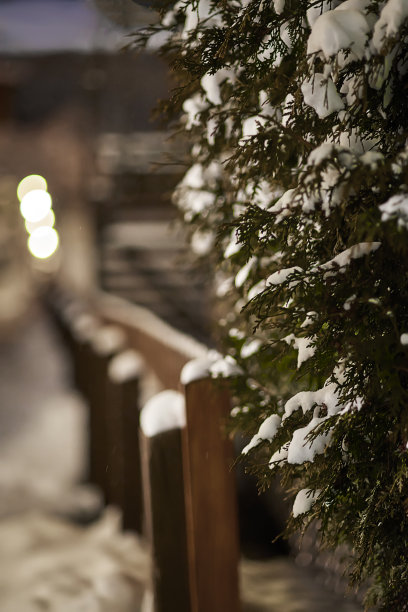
[25,209,55,234]
[17,174,47,202]
[20,190,52,223]
[28,226,59,259]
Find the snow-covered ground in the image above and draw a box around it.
[0,304,147,610]
[0,510,148,612]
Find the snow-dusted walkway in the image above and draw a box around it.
[0,302,147,611]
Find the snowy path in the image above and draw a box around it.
[0,303,147,610]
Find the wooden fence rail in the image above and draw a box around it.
[46,287,241,612]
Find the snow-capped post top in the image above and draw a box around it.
[91,325,126,356]
[180,350,226,385]
[61,300,82,324]
[108,349,144,384]
[71,313,100,343]
[140,390,186,438]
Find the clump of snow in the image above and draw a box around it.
[300,312,318,328]
[268,188,297,222]
[400,333,408,345]
[269,445,289,466]
[344,294,357,310]
[201,69,234,105]
[307,142,336,166]
[319,242,381,277]
[242,414,282,455]
[108,350,144,384]
[177,187,215,221]
[247,279,267,301]
[183,94,209,129]
[360,151,384,168]
[307,9,370,64]
[273,0,285,14]
[224,229,242,258]
[140,390,186,438]
[240,338,262,359]
[307,0,334,28]
[210,355,244,378]
[301,74,344,118]
[91,325,126,357]
[181,163,206,189]
[284,382,340,420]
[180,351,221,385]
[216,274,234,297]
[71,313,100,343]
[175,162,221,221]
[182,0,222,37]
[340,73,364,106]
[191,229,214,256]
[292,488,321,517]
[254,180,283,210]
[379,193,408,228]
[373,0,408,52]
[283,334,316,368]
[229,328,245,340]
[235,258,256,288]
[279,21,292,51]
[267,266,303,287]
[240,115,267,142]
[288,417,332,464]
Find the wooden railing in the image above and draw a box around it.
[46,286,241,612]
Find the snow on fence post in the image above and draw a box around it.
[180,360,241,612]
[88,325,127,496]
[139,390,190,612]
[106,349,145,533]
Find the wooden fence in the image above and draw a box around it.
[47,286,241,612]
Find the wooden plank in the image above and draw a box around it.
[140,428,190,612]
[96,291,207,389]
[105,350,145,533]
[121,377,144,533]
[87,326,126,495]
[87,349,111,493]
[104,378,125,508]
[182,378,241,612]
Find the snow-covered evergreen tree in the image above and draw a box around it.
[138,1,408,608]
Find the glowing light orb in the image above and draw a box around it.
[25,209,55,234]
[28,227,59,259]
[17,174,48,202]
[20,190,52,223]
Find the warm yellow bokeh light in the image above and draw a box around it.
[25,209,55,234]
[17,174,48,202]
[20,190,52,223]
[28,227,59,259]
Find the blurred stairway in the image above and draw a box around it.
[99,220,212,344]
[91,131,213,345]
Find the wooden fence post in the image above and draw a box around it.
[139,391,191,612]
[106,349,145,533]
[70,313,101,396]
[181,373,241,612]
[87,325,126,496]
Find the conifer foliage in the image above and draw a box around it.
[138,1,408,608]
